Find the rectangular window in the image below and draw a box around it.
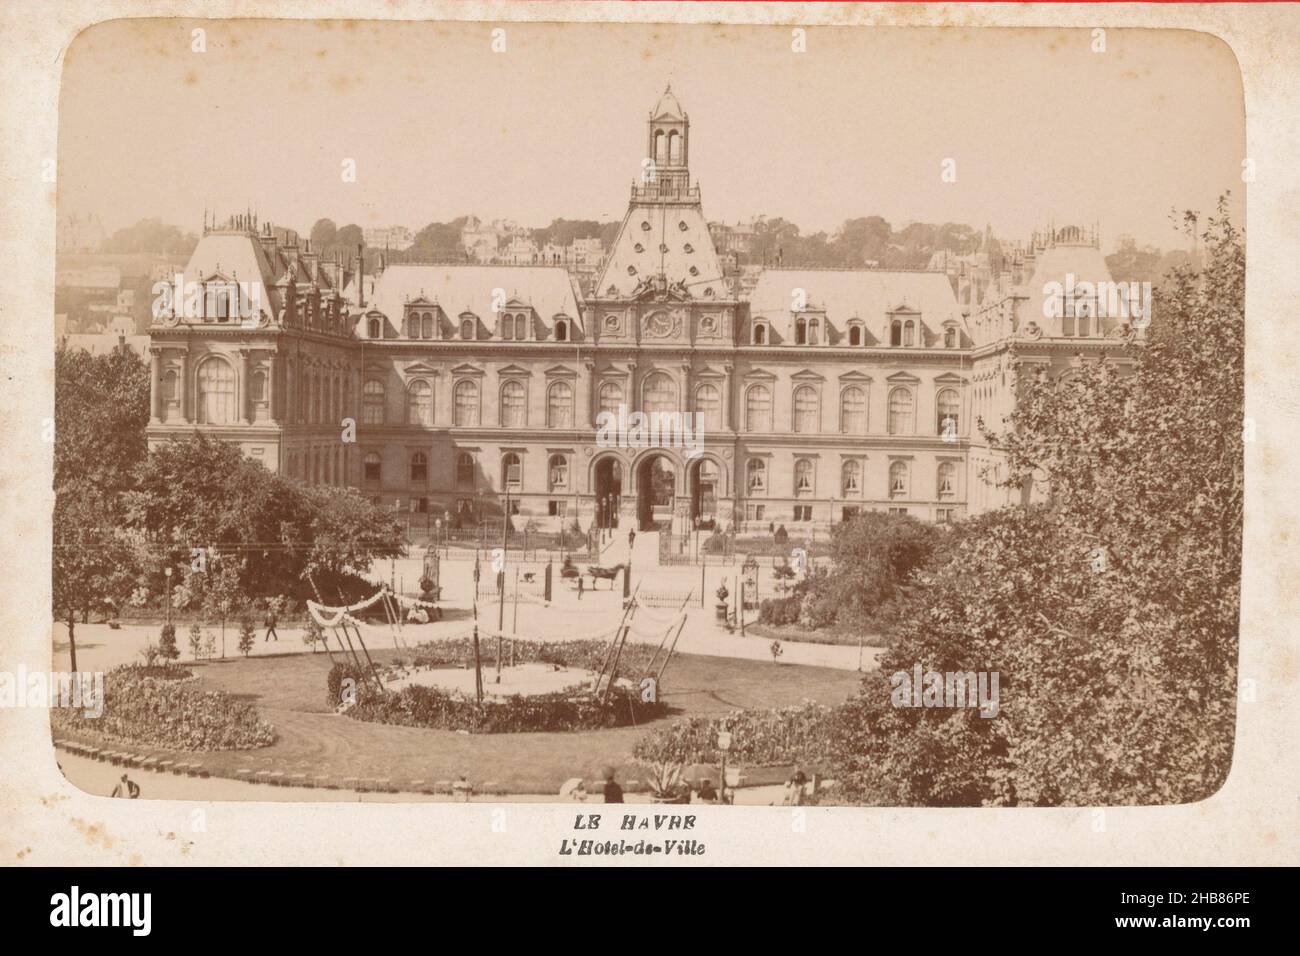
[548,500,568,518]
[414,497,429,514]
[507,499,521,516]
[793,505,813,522]
[841,506,861,522]
[745,504,765,522]
[935,508,954,524]
[888,507,908,516]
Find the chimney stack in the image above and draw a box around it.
[357,242,366,308]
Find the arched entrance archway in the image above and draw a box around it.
[636,453,676,531]
[593,457,623,529]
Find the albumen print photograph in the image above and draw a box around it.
[46,18,1244,810]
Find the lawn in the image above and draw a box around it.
[60,647,863,796]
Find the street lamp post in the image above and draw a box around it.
[163,566,173,627]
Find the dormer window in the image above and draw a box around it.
[944,325,958,348]
[890,319,902,347]
[848,322,864,346]
[752,321,768,346]
[555,318,569,342]
[795,317,808,345]
[368,316,382,339]
[904,320,915,347]
[460,317,476,340]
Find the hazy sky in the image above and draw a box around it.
[58,19,1245,251]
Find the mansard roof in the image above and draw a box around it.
[359,264,584,332]
[748,269,961,342]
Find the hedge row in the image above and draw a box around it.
[50,664,276,751]
[631,702,836,767]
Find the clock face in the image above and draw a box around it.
[645,311,674,338]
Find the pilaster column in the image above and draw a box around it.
[239,349,252,425]
[149,348,162,424]
[680,362,691,414]
[628,362,639,413]
[179,348,191,423]
[722,363,734,431]
[582,360,596,427]
[267,351,279,423]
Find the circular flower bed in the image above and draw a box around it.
[328,637,668,733]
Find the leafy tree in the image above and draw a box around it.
[158,624,180,661]
[102,218,197,255]
[187,621,205,660]
[52,494,135,672]
[823,512,947,632]
[237,616,256,657]
[199,560,244,659]
[309,218,338,252]
[55,345,150,502]
[827,201,1243,806]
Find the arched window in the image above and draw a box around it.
[944,326,958,348]
[548,454,568,491]
[407,379,433,426]
[547,381,574,428]
[793,385,819,433]
[794,458,814,495]
[642,372,676,415]
[368,317,381,339]
[890,320,903,347]
[668,129,682,165]
[887,387,914,435]
[753,324,767,345]
[162,369,179,410]
[406,314,419,338]
[746,458,766,493]
[808,319,820,346]
[654,129,666,166]
[456,452,475,488]
[363,452,382,483]
[250,369,268,421]
[500,380,526,427]
[501,452,522,490]
[841,459,862,496]
[936,388,960,437]
[422,312,434,339]
[598,382,623,417]
[451,380,478,427]
[555,319,568,342]
[410,452,428,483]
[196,357,236,424]
[515,315,527,340]
[903,320,915,347]
[889,461,909,497]
[1077,312,1091,337]
[840,386,867,434]
[501,314,514,340]
[937,461,957,498]
[362,379,385,425]
[848,325,863,346]
[461,317,475,340]
[745,384,772,431]
[795,318,808,345]
[1063,313,1076,336]
[695,384,722,430]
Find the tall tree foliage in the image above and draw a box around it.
[829,202,1243,806]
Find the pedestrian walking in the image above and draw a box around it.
[263,605,279,642]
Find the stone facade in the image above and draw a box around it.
[146,90,1139,534]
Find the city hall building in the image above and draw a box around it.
[146,89,1138,534]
